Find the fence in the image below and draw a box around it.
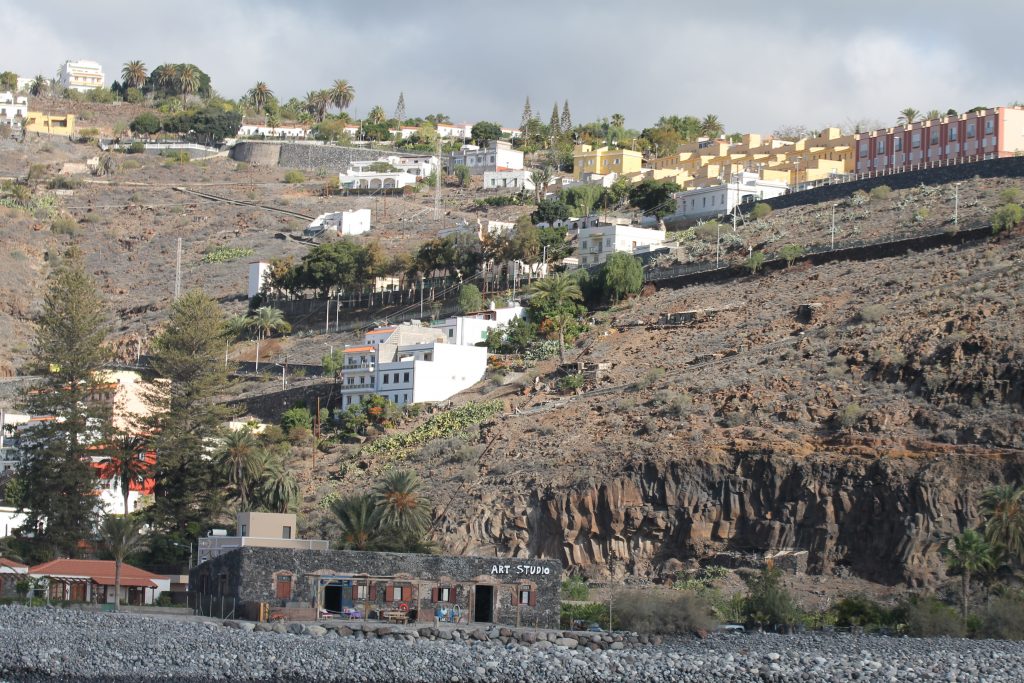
[191,592,238,620]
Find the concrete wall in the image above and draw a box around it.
[190,547,562,628]
[231,141,420,171]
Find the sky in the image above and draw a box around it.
[4,0,1023,134]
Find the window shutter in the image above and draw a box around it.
[385,584,394,603]
[431,587,439,603]
[528,587,537,607]
[511,587,519,606]
[369,582,377,601]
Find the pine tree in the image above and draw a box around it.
[520,96,532,134]
[560,100,572,133]
[549,102,561,137]
[394,91,406,123]
[144,290,230,557]
[17,248,110,561]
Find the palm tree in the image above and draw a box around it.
[367,105,386,125]
[29,75,48,97]
[256,450,298,513]
[151,64,175,95]
[120,61,147,91]
[924,109,943,121]
[333,494,386,550]
[981,485,1024,566]
[176,64,200,107]
[700,114,724,138]
[944,529,995,621]
[304,90,330,123]
[527,274,583,363]
[98,514,148,611]
[246,82,274,123]
[898,108,920,126]
[215,429,260,510]
[329,79,355,113]
[101,432,151,515]
[374,469,431,538]
[610,113,625,129]
[245,306,291,372]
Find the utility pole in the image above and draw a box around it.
[325,297,330,334]
[831,204,836,250]
[954,183,960,225]
[716,221,722,268]
[434,135,442,221]
[174,237,182,299]
[420,277,425,319]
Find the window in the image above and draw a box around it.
[240,524,247,536]
[403,393,408,403]
[580,240,587,248]
[949,127,957,142]
[282,526,292,539]
[403,372,410,382]
[346,395,352,405]
[383,375,390,384]
[518,587,532,605]
[985,118,994,134]
[359,376,365,385]
[930,130,939,145]
[967,122,976,138]
[354,584,367,600]
[894,137,902,152]
[912,132,921,149]
[876,139,885,153]
[393,373,399,383]
[605,238,612,246]
[448,329,453,337]
[858,141,867,158]
[346,377,354,385]
[436,586,452,602]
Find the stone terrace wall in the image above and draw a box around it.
[231,142,420,172]
[763,156,1024,211]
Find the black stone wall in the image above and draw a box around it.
[190,547,563,629]
[231,142,420,171]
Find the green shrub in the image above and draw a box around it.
[869,185,892,200]
[858,304,887,322]
[653,389,692,417]
[50,216,78,235]
[904,597,964,637]
[127,141,146,154]
[742,567,800,628]
[560,602,612,631]
[283,170,306,184]
[454,165,471,187]
[160,150,190,163]
[633,367,665,390]
[745,251,766,274]
[835,403,865,429]
[280,406,313,433]
[975,593,1024,639]
[202,246,254,263]
[992,203,1024,233]
[27,164,48,182]
[749,202,773,220]
[998,187,1023,205]
[778,244,805,267]
[561,576,589,601]
[558,373,585,394]
[831,595,897,628]
[613,589,717,635]
[78,127,100,141]
[46,176,81,190]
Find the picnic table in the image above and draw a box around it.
[382,610,409,624]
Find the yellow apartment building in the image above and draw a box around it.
[572,144,644,179]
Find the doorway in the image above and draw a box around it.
[473,585,494,623]
[322,581,353,614]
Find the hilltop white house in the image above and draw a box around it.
[576,223,667,268]
[305,209,371,237]
[57,60,104,92]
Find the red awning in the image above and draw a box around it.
[91,577,157,588]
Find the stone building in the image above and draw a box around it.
[189,547,562,629]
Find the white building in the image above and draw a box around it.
[349,154,437,179]
[431,304,527,346]
[576,223,666,268]
[0,505,27,538]
[673,172,789,221]
[338,324,488,408]
[57,60,104,92]
[438,218,514,240]
[338,168,418,190]
[0,92,28,130]
[482,169,535,192]
[238,124,309,138]
[305,209,371,237]
[15,77,34,93]
[248,261,271,300]
[197,512,329,565]
[446,140,524,176]
[436,122,474,140]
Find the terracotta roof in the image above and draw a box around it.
[0,557,28,570]
[366,328,395,335]
[29,559,161,588]
[344,346,374,353]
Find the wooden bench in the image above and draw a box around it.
[382,610,409,624]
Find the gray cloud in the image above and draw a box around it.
[4,0,1022,133]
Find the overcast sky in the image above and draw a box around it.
[5,0,1022,133]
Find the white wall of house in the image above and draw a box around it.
[447,141,524,175]
[482,169,535,191]
[576,224,666,268]
[238,124,309,138]
[338,169,418,190]
[431,316,495,347]
[248,261,270,299]
[58,60,104,92]
[307,209,371,236]
[0,505,26,537]
[410,344,488,404]
[0,92,28,127]
[674,172,789,220]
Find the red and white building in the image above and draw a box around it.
[855,106,1024,174]
[29,558,169,605]
[0,557,28,597]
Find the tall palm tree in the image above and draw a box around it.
[374,469,430,538]
[215,429,261,510]
[304,90,330,123]
[924,109,943,121]
[699,114,724,138]
[151,64,175,95]
[98,514,148,611]
[328,79,355,113]
[333,494,385,550]
[29,75,48,97]
[245,306,291,372]
[176,64,200,107]
[367,105,386,125]
[120,61,147,91]
[944,529,995,621]
[101,432,151,515]
[527,274,583,363]
[246,82,274,123]
[981,485,1024,566]
[610,113,625,129]
[256,450,298,513]
[898,108,920,126]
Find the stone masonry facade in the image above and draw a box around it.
[190,547,562,629]
[231,142,419,172]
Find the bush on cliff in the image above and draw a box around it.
[612,589,717,635]
[904,597,964,637]
[742,567,800,629]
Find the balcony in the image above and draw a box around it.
[343,362,375,372]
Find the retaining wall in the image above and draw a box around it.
[231,142,419,171]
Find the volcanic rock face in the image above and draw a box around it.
[441,450,1016,587]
